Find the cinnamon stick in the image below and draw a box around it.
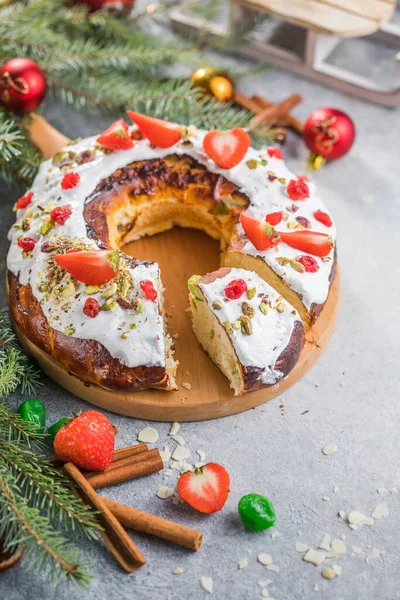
[48,442,148,469]
[86,448,164,490]
[251,94,304,135]
[102,498,203,552]
[233,90,261,113]
[112,443,148,462]
[250,93,302,128]
[63,462,146,573]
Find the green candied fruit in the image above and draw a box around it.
[238,493,276,532]
[17,398,46,434]
[47,417,69,441]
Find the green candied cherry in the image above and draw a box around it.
[238,493,276,532]
[47,417,69,441]
[17,398,46,434]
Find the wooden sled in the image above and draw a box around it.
[170,0,400,107]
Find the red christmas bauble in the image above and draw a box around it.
[303,107,355,161]
[0,58,47,114]
[73,0,135,13]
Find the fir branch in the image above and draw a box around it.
[0,309,42,398]
[0,467,92,588]
[0,439,100,538]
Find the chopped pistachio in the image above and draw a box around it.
[61,280,76,299]
[85,285,100,295]
[246,287,256,300]
[287,221,297,230]
[223,320,233,334]
[102,298,118,311]
[64,326,75,336]
[232,367,239,376]
[187,275,203,301]
[121,332,129,339]
[212,300,222,310]
[242,301,255,318]
[276,302,286,313]
[278,177,286,184]
[108,250,119,273]
[40,219,55,236]
[246,159,259,169]
[259,301,268,316]
[232,320,241,330]
[209,329,215,340]
[101,282,118,299]
[130,322,137,329]
[22,218,32,231]
[120,279,131,298]
[277,256,290,267]
[240,315,252,335]
[290,259,306,274]
[134,299,143,314]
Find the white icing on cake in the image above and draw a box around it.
[199,268,300,385]
[7,125,335,369]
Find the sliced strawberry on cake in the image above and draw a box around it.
[97,118,134,151]
[279,230,333,257]
[188,267,304,396]
[240,211,281,251]
[55,249,119,285]
[126,111,182,148]
[203,128,250,169]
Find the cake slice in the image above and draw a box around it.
[188,267,304,396]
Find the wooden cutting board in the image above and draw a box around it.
[12,115,340,421]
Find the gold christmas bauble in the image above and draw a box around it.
[190,68,234,102]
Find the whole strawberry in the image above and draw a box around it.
[54,410,115,472]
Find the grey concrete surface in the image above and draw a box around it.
[1,16,400,600]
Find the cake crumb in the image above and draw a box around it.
[197,449,206,461]
[321,567,337,580]
[322,444,337,455]
[156,486,174,499]
[200,576,213,593]
[266,564,280,573]
[172,446,189,461]
[173,567,183,575]
[371,503,389,519]
[169,422,180,436]
[304,549,326,566]
[138,426,159,443]
[238,558,248,569]
[295,542,308,552]
[258,579,272,588]
[182,382,191,390]
[258,553,273,566]
[366,549,382,563]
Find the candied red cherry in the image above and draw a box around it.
[15,191,33,210]
[83,298,101,318]
[140,280,158,301]
[50,206,72,225]
[267,147,282,159]
[224,278,248,299]
[61,172,80,190]
[298,255,319,273]
[287,179,309,201]
[314,209,332,228]
[18,237,36,253]
[265,211,282,226]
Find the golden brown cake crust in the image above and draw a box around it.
[8,271,171,391]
